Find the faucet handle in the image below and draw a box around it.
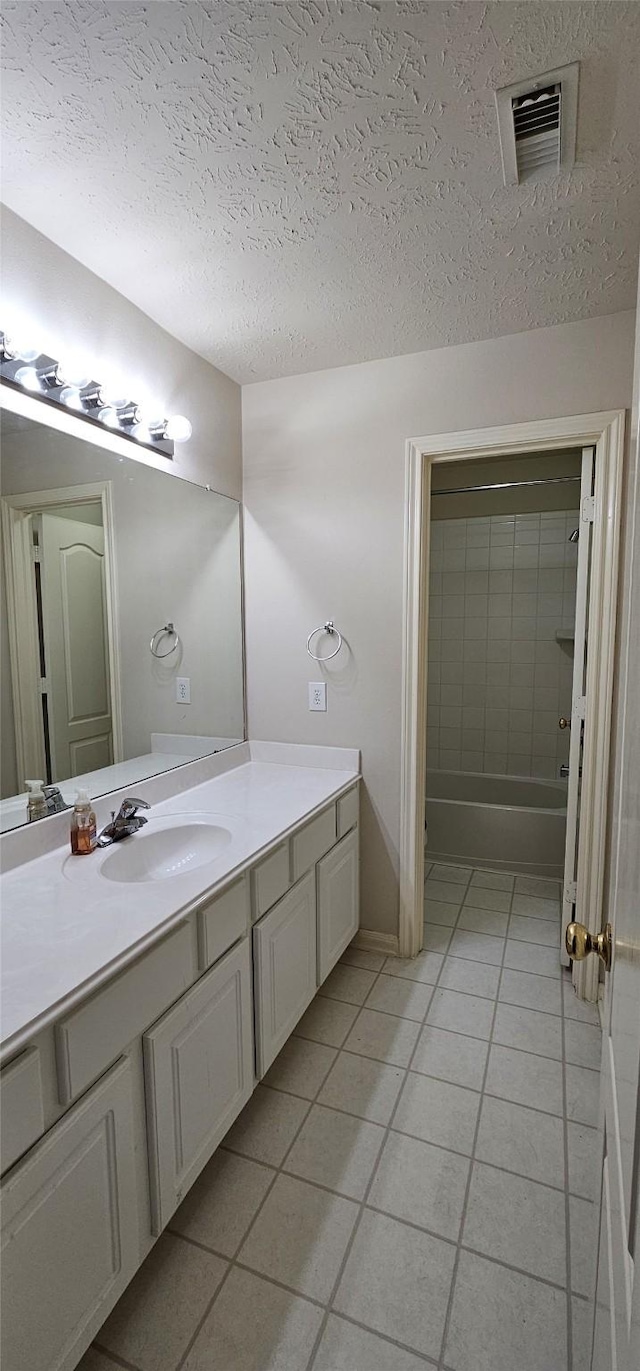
[119,796,151,819]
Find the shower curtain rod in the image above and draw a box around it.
[431,475,581,497]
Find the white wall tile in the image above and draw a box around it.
[484,754,507,774]
[464,640,488,663]
[486,640,510,663]
[489,546,514,569]
[442,595,465,618]
[428,511,578,781]
[508,687,534,711]
[513,569,538,591]
[514,545,538,569]
[466,547,490,570]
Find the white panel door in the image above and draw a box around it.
[41,510,113,781]
[317,828,360,984]
[588,301,640,1368]
[0,1057,138,1371]
[561,445,594,965]
[253,871,317,1076]
[144,938,253,1233]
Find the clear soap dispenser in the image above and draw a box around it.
[70,789,97,855]
[25,780,47,822]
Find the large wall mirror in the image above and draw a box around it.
[0,401,245,830]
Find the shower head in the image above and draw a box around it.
[569,529,579,543]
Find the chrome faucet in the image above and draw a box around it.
[97,797,151,847]
[43,785,71,815]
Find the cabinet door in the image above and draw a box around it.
[317,828,360,985]
[144,939,253,1233]
[253,871,317,1077]
[1,1058,138,1371]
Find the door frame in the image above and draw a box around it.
[1,481,123,784]
[399,410,626,999]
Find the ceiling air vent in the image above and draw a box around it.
[495,62,579,186]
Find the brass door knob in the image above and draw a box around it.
[565,920,612,972]
[559,717,571,729]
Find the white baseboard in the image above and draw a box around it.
[352,928,399,957]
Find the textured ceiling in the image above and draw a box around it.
[1,0,639,383]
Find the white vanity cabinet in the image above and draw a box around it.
[144,938,253,1232]
[1,1057,139,1371]
[253,870,317,1075]
[0,775,360,1371]
[252,785,360,1073]
[317,827,360,985]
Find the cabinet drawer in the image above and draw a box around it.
[1,1057,138,1371]
[198,875,249,969]
[253,872,317,1077]
[144,939,253,1233]
[55,923,195,1105]
[1,1048,45,1175]
[291,806,336,882]
[251,843,290,921]
[337,785,359,839]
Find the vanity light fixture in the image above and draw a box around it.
[0,327,192,458]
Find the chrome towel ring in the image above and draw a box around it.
[150,622,181,659]
[306,620,343,662]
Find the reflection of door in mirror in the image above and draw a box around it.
[40,506,113,783]
[1,489,118,795]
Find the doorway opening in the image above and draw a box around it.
[399,411,625,1006]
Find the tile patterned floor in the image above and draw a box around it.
[81,863,602,1371]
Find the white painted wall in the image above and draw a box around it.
[242,312,635,936]
[0,207,242,499]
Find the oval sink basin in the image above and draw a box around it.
[101,821,232,884]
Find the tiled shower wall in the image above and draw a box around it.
[427,510,579,779]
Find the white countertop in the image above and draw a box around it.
[0,744,359,1060]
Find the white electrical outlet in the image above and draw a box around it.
[176,677,191,704]
[308,681,327,712]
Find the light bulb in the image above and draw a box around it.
[98,372,129,409]
[5,335,41,363]
[57,355,92,389]
[97,406,120,429]
[59,386,84,411]
[131,421,152,444]
[165,414,192,443]
[15,365,42,391]
[135,401,165,429]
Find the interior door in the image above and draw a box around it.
[561,445,595,965]
[582,311,640,1368]
[40,510,113,782]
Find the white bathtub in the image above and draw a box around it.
[425,770,567,878]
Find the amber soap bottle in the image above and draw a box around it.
[70,790,97,855]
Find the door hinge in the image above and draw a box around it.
[581,495,595,524]
[574,695,586,721]
[31,545,41,563]
[565,880,577,905]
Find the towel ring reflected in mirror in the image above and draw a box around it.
[306,620,343,662]
[150,622,181,658]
